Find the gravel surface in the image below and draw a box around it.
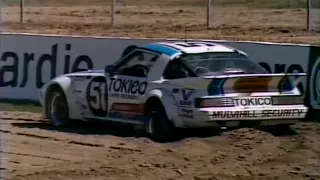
[0,111,319,180]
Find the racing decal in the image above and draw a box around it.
[233,97,273,107]
[178,88,195,107]
[108,103,148,121]
[232,77,271,93]
[110,103,145,114]
[207,76,297,96]
[179,108,194,118]
[75,92,85,105]
[109,78,148,100]
[86,76,108,117]
[207,79,226,96]
[72,76,91,111]
[212,109,305,119]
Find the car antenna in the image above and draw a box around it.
[184,24,188,42]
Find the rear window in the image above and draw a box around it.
[180,52,268,75]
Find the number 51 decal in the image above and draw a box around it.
[86,76,109,117]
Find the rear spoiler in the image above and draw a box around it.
[205,73,307,95]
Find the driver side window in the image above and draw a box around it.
[113,50,158,78]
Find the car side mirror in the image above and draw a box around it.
[105,65,114,76]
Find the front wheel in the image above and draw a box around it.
[46,88,71,127]
[146,103,175,142]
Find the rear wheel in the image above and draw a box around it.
[46,87,71,127]
[268,123,291,129]
[263,123,293,134]
[146,101,175,142]
[306,109,320,121]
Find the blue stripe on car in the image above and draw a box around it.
[207,78,227,96]
[279,77,295,92]
[145,44,181,57]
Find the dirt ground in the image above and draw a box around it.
[0,111,320,180]
[2,0,320,44]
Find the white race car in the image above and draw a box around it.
[39,41,308,141]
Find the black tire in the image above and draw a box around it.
[263,123,293,134]
[46,87,71,127]
[269,124,292,129]
[306,109,320,122]
[146,102,175,142]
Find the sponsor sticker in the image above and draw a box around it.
[179,108,194,118]
[109,78,148,100]
[108,103,148,121]
[212,109,304,119]
[233,97,273,107]
[111,103,145,114]
[179,88,195,107]
[233,77,271,93]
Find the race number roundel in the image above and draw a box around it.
[86,76,108,117]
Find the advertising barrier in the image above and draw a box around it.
[0,33,318,111]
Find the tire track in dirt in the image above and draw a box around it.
[0,112,106,148]
[1,128,105,148]
[0,150,69,162]
[0,118,45,122]
[0,112,46,125]
[9,128,308,180]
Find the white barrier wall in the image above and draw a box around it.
[0,33,311,103]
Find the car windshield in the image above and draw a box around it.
[180,52,268,76]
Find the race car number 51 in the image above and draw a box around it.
[86,76,109,117]
[233,97,273,107]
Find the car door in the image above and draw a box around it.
[80,75,110,120]
[105,48,160,123]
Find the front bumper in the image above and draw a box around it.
[182,105,308,128]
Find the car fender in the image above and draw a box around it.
[145,88,184,127]
[40,76,79,119]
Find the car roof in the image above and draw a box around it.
[144,41,239,58]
